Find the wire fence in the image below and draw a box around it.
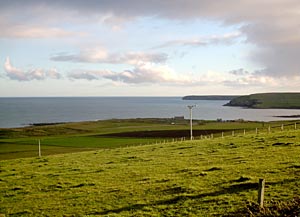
[139,121,300,146]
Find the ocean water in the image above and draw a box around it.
[1,97,300,128]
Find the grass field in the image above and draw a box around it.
[1,118,279,160]
[1,119,300,216]
[1,128,300,216]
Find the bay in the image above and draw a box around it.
[1,97,300,128]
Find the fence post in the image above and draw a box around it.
[232,131,234,137]
[244,129,246,135]
[268,125,271,133]
[38,139,41,157]
[258,178,265,208]
[221,132,224,138]
[256,128,258,135]
[281,124,284,131]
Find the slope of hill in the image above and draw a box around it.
[1,128,300,216]
[224,92,300,109]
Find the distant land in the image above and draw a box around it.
[224,92,300,109]
[182,95,239,100]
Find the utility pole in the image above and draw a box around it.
[187,105,196,140]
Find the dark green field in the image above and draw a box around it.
[0,118,273,160]
[1,118,300,216]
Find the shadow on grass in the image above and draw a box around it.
[92,182,258,215]
[92,178,298,215]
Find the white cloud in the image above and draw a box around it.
[3,57,61,81]
[104,64,183,84]
[0,19,84,38]
[68,64,184,84]
[4,57,28,81]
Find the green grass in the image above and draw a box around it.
[225,92,300,109]
[1,128,300,216]
[1,118,275,160]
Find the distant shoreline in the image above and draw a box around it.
[273,115,300,118]
[182,95,239,100]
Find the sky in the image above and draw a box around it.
[1,0,300,97]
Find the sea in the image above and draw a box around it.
[1,97,300,128]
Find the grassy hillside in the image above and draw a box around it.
[1,128,300,216]
[224,92,300,109]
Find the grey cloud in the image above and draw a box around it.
[68,70,113,81]
[2,0,300,77]
[228,68,250,76]
[104,68,167,84]
[155,32,241,49]
[51,50,168,65]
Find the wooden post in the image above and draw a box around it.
[256,128,258,135]
[258,179,265,208]
[281,124,284,131]
[38,139,41,157]
[211,134,214,139]
[221,132,224,138]
[268,125,271,133]
[232,131,234,136]
[244,129,246,135]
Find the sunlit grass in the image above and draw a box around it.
[1,128,300,216]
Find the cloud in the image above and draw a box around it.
[104,64,184,84]
[68,69,113,81]
[68,63,198,85]
[223,75,278,88]
[224,68,299,88]
[0,18,84,38]
[0,25,76,38]
[154,32,241,49]
[51,49,168,65]
[4,57,61,81]
[1,1,300,78]
[228,68,250,76]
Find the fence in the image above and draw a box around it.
[132,121,300,147]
